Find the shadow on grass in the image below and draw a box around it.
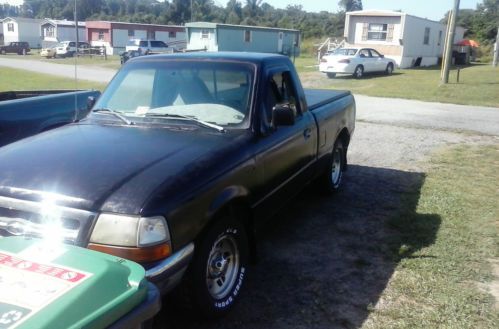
[154,165,440,329]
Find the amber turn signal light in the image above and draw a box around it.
[88,242,171,263]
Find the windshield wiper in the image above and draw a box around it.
[93,108,134,125]
[144,113,225,133]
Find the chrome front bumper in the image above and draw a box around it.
[145,242,194,294]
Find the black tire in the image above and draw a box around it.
[0,49,5,55]
[319,138,345,194]
[181,215,249,318]
[385,63,394,75]
[353,65,364,79]
[326,72,336,79]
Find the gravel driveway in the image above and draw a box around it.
[152,95,498,328]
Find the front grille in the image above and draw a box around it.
[0,196,96,246]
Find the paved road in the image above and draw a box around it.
[1,57,498,136]
[0,57,116,83]
[355,94,499,136]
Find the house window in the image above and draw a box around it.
[367,23,388,41]
[244,30,251,43]
[45,26,55,38]
[98,30,105,41]
[7,23,14,32]
[169,31,176,38]
[201,29,210,39]
[147,30,155,40]
[424,27,430,45]
[438,30,442,46]
[128,29,134,37]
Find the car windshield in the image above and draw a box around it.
[94,60,255,128]
[331,48,358,56]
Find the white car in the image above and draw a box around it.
[319,48,396,79]
[55,41,91,57]
[125,39,171,54]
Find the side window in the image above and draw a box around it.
[359,49,371,58]
[370,49,381,58]
[264,71,299,125]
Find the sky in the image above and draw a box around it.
[1,0,484,22]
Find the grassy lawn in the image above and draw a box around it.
[366,144,499,328]
[2,53,121,70]
[297,55,499,108]
[0,67,106,92]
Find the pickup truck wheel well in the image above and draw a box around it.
[337,128,351,168]
[41,122,67,132]
[203,201,257,264]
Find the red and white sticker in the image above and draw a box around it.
[0,251,92,329]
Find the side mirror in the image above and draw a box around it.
[272,104,295,126]
[87,96,97,110]
[380,54,385,58]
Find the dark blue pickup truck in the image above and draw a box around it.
[0,52,355,318]
[0,89,101,147]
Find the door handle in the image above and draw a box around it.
[303,128,312,139]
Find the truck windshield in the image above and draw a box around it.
[94,60,255,128]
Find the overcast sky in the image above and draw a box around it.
[1,0,484,22]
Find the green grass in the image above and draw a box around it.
[366,144,499,328]
[0,67,106,91]
[297,55,499,108]
[3,52,121,70]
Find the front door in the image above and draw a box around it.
[254,69,317,219]
[277,32,284,53]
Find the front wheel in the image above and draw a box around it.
[319,138,345,194]
[181,215,249,318]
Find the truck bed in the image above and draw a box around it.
[304,89,351,111]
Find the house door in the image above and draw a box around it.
[277,32,283,53]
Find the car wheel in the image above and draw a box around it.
[319,138,345,194]
[22,49,26,55]
[353,65,364,79]
[385,63,394,75]
[326,72,336,79]
[0,49,5,55]
[181,215,248,318]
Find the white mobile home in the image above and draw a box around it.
[344,10,465,68]
[2,17,44,48]
[0,19,4,45]
[41,19,86,47]
[185,22,301,56]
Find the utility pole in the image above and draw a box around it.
[441,0,460,84]
[493,26,499,67]
[74,0,79,51]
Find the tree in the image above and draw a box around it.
[338,0,362,12]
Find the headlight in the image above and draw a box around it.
[88,214,171,262]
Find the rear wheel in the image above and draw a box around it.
[385,63,394,75]
[319,138,345,194]
[353,65,364,79]
[180,215,249,318]
[326,72,336,79]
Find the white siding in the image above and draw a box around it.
[187,28,217,51]
[348,15,402,45]
[3,20,19,45]
[17,20,42,48]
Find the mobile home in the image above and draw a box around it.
[2,17,44,48]
[185,22,301,56]
[40,19,86,47]
[344,10,465,68]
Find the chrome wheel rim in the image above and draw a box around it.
[388,65,393,74]
[331,147,342,185]
[206,234,240,299]
[356,67,362,77]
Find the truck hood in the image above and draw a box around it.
[0,123,250,213]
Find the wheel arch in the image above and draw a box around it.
[205,186,257,263]
[336,127,351,170]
